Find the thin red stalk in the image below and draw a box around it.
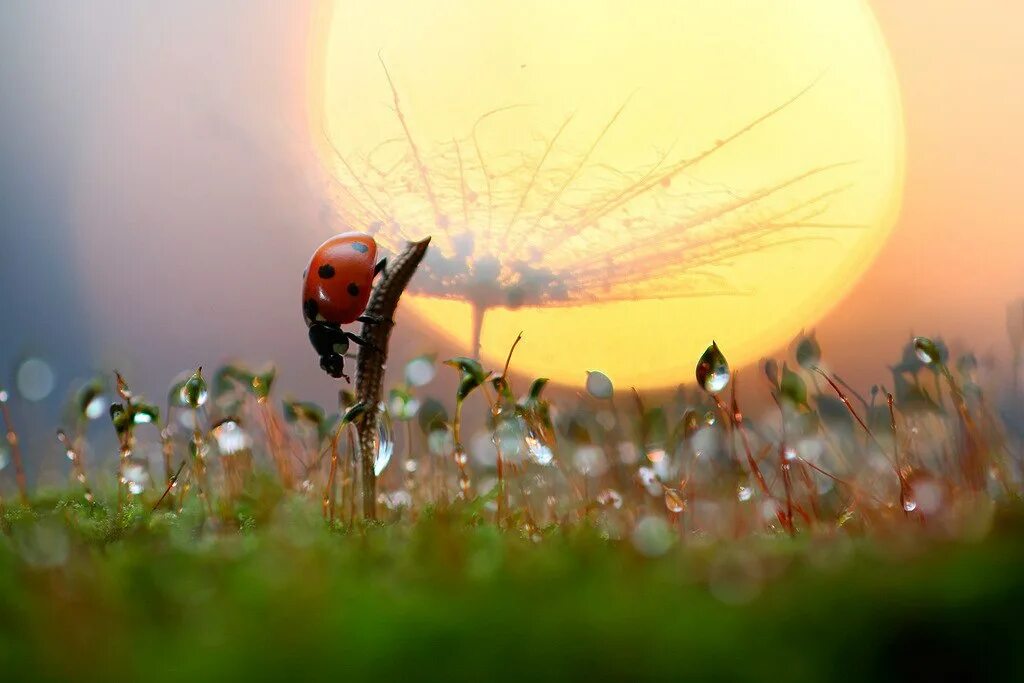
[712,394,772,499]
[57,430,93,503]
[795,462,822,522]
[324,427,341,521]
[769,393,796,533]
[153,460,186,512]
[1,399,29,504]
[797,456,886,507]
[493,331,524,523]
[813,366,903,497]
[887,392,911,518]
[938,364,987,490]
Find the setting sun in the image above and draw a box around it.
[310,0,904,388]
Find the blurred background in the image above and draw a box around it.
[1,2,1022,477]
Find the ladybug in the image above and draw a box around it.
[302,232,387,381]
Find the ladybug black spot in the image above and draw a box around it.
[351,242,369,254]
[347,282,360,297]
[318,264,335,279]
[303,298,318,321]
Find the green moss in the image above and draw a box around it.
[0,496,1022,682]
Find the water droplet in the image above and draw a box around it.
[913,336,941,365]
[911,477,944,514]
[783,446,797,462]
[902,499,917,512]
[525,430,553,466]
[0,444,9,471]
[388,394,421,420]
[737,485,753,502]
[664,488,685,513]
[704,411,717,426]
[84,394,106,420]
[617,441,639,465]
[454,447,468,467]
[470,430,499,467]
[132,404,159,425]
[638,466,656,485]
[374,402,394,476]
[179,368,208,409]
[573,445,607,477]
[0,389,8,403]
[16,357,55,402]
[405,356,436,387]
[585,371,613,400]
[491,417,527,464]
[696,342,730,394]
[632,516,674,557]
[637,466,661,496]
[596,488,623,509]
[377,490,413,509]
[212,418,251,455]
[404,459,418,473]
[427,428,453,455]
[123,462,149,495]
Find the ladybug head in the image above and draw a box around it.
[319,353,348,381]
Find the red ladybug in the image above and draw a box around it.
[302,232,387,380]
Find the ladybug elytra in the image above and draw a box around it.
[302,232,387,381]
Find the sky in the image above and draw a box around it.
[1,1,1022,452]
[823,1,1024,379]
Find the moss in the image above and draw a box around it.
[0,496,1022,682]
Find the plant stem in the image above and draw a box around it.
[355,238,431,520]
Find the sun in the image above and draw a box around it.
[308,0,904,389]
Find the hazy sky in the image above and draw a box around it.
[824,1,1024,380]
[1,1,1022,432]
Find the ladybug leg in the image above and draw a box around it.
[345,332,381,354]
[373,257,388,279]
[356,314,385,325]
